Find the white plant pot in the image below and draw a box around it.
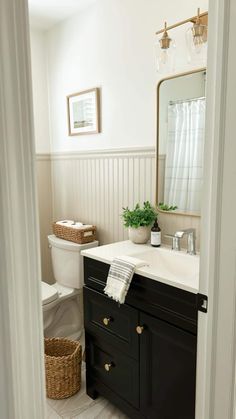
[128,226,151,244]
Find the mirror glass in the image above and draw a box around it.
[156,69,206,216]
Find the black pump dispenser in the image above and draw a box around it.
[151,218,161,247]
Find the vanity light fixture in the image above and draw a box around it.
[156,8,208,72]
[191,8,207,48]
[186,8,208,65]
[159,22,172,50]
[155,22,176,73]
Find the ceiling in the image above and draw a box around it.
[28,0,96,30]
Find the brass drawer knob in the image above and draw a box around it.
[103,317,111,326]
[104,363,112,372]
[136,325,144,335]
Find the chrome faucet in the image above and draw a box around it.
[175,228,196,255]
[165,228,196,255]
[165,234,181,251]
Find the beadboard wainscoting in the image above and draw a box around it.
[36,147,201,283]
[50,148,156,245]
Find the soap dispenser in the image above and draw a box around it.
[151,218,161,247]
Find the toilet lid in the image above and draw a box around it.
[41,282,58,305]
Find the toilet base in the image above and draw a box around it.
[43,292,83,339]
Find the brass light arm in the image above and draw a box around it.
[156,11,208,35]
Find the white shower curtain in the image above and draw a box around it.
[164,97,205,212]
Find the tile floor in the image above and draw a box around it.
[46,333,128,419]
[46,367,128,418]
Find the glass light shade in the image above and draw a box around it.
[155,38,176,74]
[185,24,207,66]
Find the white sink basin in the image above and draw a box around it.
[130,247,199,285]
[82,240,200,293]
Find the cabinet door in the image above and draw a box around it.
[140,312,197,419]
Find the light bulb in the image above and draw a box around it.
[193,38,204,54]
[160,49,168,64]
[186,8,207,64]
[186,25,207,65]
[156,43,176,73]
[155,23,176,74]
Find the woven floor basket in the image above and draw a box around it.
[44,337,82,399]
[52,222,96,244]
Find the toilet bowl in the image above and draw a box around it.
[42,235,98,339]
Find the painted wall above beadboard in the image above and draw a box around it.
[30,0,208,154]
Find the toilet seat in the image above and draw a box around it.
[42,281,79,308]
[42,282,58,306]
[53,282,77,299]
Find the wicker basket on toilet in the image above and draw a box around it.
[53,221,96,244]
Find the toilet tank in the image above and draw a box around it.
[48,235,98,289]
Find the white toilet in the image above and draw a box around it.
[42,235,98,339]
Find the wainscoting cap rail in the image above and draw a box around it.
[49,146,156,160]
[36,153,51,161]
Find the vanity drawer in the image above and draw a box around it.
[84,257,198,334]
[84,257,110,291]
[86,334,139,409]
[84,287,139,359]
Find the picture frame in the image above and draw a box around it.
[67,87,100,136]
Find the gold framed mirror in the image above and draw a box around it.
[156,68,206,217]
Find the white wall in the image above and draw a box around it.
[44,0,208,153]
[30,29,51,153]
[30,0,208,275]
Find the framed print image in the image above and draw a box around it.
[67,87,100,136]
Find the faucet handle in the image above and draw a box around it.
[174,229,196,255]
[175,228,195,236]
[165,234,181,251]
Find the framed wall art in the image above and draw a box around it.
[67,87,100,136]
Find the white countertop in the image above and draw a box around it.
[82,240,199,294]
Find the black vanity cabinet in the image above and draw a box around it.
[139,312,196,419]
[83,257,198,419]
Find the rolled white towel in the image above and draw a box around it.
[75,222,83,227]
[73,224,92,229]
[56,220,75,226]
[71,224,94,237]
[56,221,93,234]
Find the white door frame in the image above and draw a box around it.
[0,0,45,418]
[196,0,236,418]
[1,0,236,417]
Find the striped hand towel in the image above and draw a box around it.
[104,255,147,304]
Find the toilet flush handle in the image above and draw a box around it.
[48,244,52,249]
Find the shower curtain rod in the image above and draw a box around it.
[169,96,206,105]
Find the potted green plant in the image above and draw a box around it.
[122,201,157,244]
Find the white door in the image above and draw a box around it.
[196,0,236,418]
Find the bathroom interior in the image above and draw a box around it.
[30,0,207,417]
[2,0,236,418]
